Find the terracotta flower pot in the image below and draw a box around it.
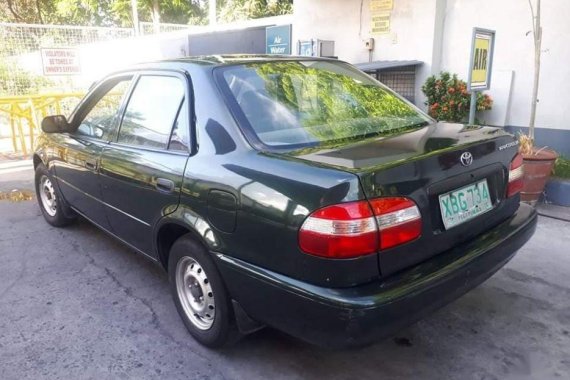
[521,148,558,205]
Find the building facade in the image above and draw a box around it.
[292,0,570,154]
[3,1,568,154]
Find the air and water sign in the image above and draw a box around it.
[40,48,81,76]
[266,25,292,55]
[467,28,495,90]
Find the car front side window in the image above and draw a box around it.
[76,78,132,140]
[117,75,185,150]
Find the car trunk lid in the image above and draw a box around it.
[282,122,521,277]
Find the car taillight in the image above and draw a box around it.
[298,201,378,259]
[299,197,421,258]
[369,197,422,250]
[507,153,524,197]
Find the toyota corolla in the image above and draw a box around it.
[34,55,536,348]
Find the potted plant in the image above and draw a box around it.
[518,0,558,205]
[519,135,557,205]
[544,156,570,206]
[422,72,492,123]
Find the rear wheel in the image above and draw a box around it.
[34,164,76,227]
[168,234,237,348]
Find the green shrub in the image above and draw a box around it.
[0,61,53,96]
[553,156,570,179]
[421,72,492,123]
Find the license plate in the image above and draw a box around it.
[439,179,493,230]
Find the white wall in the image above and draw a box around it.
[293,0,570,131]
[440,0,570,130]
[293,0,443,105]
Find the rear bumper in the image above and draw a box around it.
[216,203,537,348]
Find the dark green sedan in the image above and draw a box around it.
[34,55,536,348]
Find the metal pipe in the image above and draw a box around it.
[469,91,477,125]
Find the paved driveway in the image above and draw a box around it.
[0,167,569,380]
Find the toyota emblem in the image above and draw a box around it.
[460,152,473,166]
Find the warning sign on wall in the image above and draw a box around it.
[40,48,81,76]
[371,12,391,34]
[370,0,393,12]
[370,0,392,35]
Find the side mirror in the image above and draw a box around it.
[41,115,73,133]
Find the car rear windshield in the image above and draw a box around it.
[218,60,431,149]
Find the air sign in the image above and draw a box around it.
[467,28,495,91]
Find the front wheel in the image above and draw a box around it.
[34,164,76,227]
[168,235,237,348]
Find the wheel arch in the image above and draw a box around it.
[154,212,219,271]
[33,153,43,169]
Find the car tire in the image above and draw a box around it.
[168,234,238,348]
[34,163,76,227]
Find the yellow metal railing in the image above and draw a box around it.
[0,93,84,156]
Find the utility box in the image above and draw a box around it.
[297,39,335,58]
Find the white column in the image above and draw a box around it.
[209,0,217,26]
[131,0,140,35]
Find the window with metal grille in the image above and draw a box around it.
[373,66,417,103]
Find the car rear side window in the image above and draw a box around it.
[168,100,189,152]
[77,78,132,140]
[118,75,184,150]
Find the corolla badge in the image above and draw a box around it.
[498,141,519,151]
[460,152,473,166]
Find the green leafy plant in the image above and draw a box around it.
[553,156,570,179]
[0,61,53,96]
[218,0,293,23]
[0,0,293,27]
[421,72,492,123]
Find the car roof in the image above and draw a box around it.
[130,54,339,70]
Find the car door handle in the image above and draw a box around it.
[85,159,98,170]
[155,178,175,193]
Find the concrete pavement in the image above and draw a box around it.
[0,167,569,380]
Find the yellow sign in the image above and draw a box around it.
[371,12,391,34]
[370,0,393,12]
[471,35,490,84]
[468,29,495,90]
[370,0,392,34]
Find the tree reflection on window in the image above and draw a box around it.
[118,76,184,150]
[222,61,431,149]
[77,79,132,140]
